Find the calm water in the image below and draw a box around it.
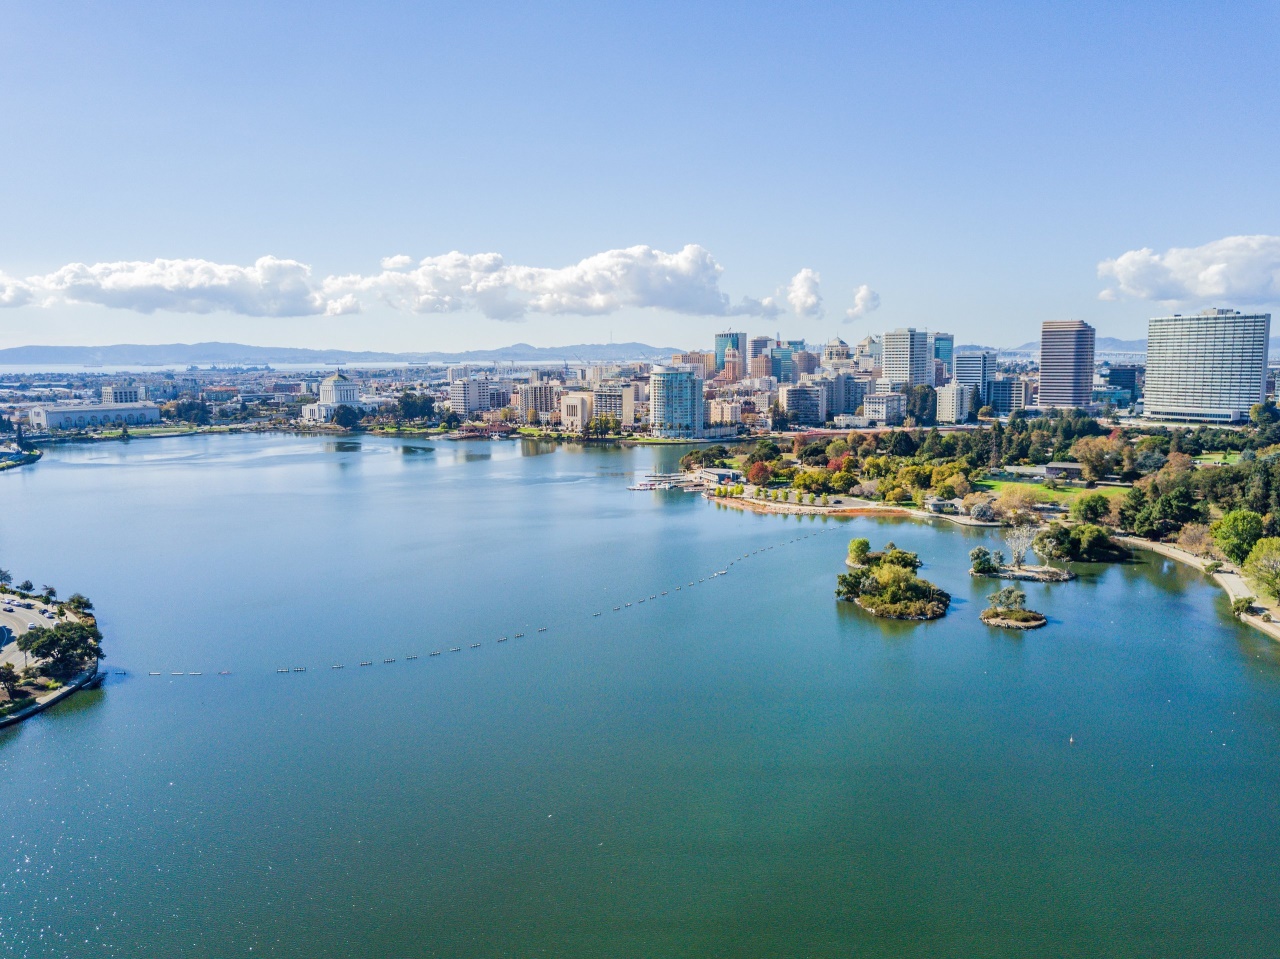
[2,434,1279,958]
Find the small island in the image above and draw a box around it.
[837,539,951,621]
[980,585,1047,629]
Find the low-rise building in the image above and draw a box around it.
[862,392,906,426]
[30,402,162,430]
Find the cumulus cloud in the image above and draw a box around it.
[0,245,809,320]
[786,268,823,319]
[844,284,881,321]
[0,273,33,307]
[324,244,779,321]
[1098,235,1280,305]
[30,256,332,316]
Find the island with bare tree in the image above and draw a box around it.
[968,524,1075,583]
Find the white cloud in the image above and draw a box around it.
[0,273,33,307]
[786,268,823,319]
[30,256,332,316]
[1098,235,1280,305]
[844,284,881,320]
[324,244,781,321]
[0,245,807,320]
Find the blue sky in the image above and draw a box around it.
[1,0,1277,351]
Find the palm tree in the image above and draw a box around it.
[41,585,56,601]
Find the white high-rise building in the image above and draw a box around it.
[953,351,996,403]
[881,328,931,389]
[1143,309,1271,423]
[449,377,491,416]
[936,383,973,424]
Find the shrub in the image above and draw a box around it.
[1232,596,1255,619]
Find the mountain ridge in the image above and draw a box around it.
[0,341,685,366]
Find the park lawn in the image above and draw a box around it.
[1194,451,1241,465]
[973,477,1129,505]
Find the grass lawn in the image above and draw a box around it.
[1194,451,1241,465]
[973,477,1129,505]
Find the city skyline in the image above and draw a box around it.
[1,1,1278,352]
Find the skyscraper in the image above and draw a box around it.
[953,351,995,403]
[1038,320,1096,408]
[649,366,705,438]
[881,328,931,388]
[1143,309,1271,423]
[747,336,773,364]
[714,331,746,371]
[928,332,955,374]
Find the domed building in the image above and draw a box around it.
[822,336,851,364]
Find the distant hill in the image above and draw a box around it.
[1006,336,1148,354]
[0,341,684,366]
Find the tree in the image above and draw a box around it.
[847,538,871,565]
[1117,485,1148,530]
[987,585,1027,610]
[16,621,104,677]
[969,546,1000,574]
[17,580,33,593]
[1250,401,1279,427]
[1003,523,1038,568]
[41,585,56,601]
[1243,538,1280,600]
[0,569,10,587]
[1070,436,1122,482]
[1212,509,1265,564]
[0,663,19,699]
[1071,493,1111,524]
[747,461,773,486]
[65,593,94,612]
[331,405,362,429]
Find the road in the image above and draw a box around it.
[0,597,60,669]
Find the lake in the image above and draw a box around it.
[2,433,1279,958]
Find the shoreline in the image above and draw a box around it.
[707,491,1000,528]
[1115,535,1280,644]
[0,661,101,730]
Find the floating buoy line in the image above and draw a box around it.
[125,527,839,680]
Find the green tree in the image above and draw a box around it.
[0,663,19,699]
[65,593,94,612]
[1243,537,1280,600]
[848,538,871,564]
[1071,493,1111,524]
[987,585,1027,610]
[969,546,999,574]
[330,405,362,429]
[1212,509,1265,563]
[16,621,104,678]
[17,580,33,593]
[0,568,11,587]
